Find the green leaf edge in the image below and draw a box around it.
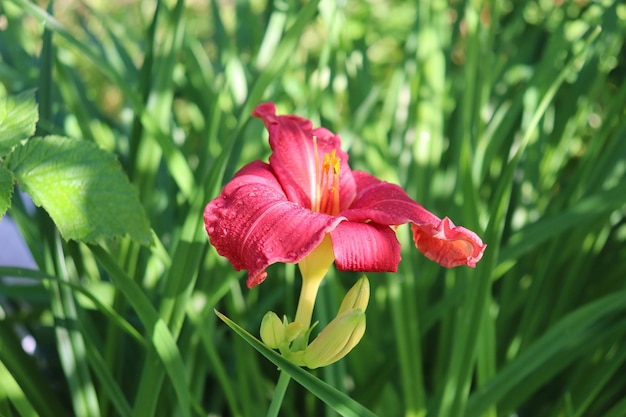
[215,310,379,417]
[0,166,15,219]
[0,89,39,155]
[6,135,152,245]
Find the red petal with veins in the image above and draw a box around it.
[342,171,486,268]
[252,103,357,212]
[205,103,487,287]
[343,171,441,225]
[330,222,401,272]
[412,218,486,268]
[204,161,344,287]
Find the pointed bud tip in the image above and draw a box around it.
[338,275,370,315]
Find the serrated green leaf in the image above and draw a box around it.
[6,135,151,244]
[0,90,38,155]
[0,166,14,219]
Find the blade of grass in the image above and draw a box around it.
[215,310,380,417]
[465,289,626,416]
[602,395,626,417]
[437,23,602,417]
[34,8,101,414]
[0,266,143,417]
[0,350,38,417]
[0,323,67,417]
[11,0,196,198]
[186,303,243,417]
[0,267,145,345]
[567,344,626,417]
[79,320,135,417]
[234,0,321,132]
[388,271,426,417]
[131,197,207,417]
[48,233,101,417]
[497,179,626,273]
[88,244,192,417]
[127,0,160,178]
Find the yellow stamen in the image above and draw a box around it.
[312,139,341,215]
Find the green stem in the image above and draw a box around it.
[293,234,335,330]
[265,371,292,417]
[293,273,325,330]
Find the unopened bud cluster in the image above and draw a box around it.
[260,276,370,369]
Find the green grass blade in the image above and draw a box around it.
[0,324,67,417]
[0,353,38,417]
[10,0,196,198]
[88,245,192,417]
[49,235,101,417]
[466,290,626,416]
[215,310,380,417]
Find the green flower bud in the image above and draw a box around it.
[260,311,285,349]
[338,275,370,315]
[302,309,366,369]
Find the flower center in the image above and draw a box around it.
[312,137,341,215]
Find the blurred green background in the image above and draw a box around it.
[1,0,626,416]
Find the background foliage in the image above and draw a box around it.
[1,0,626,416]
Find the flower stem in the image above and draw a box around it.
[265,371,291,417]
[294,234,335,330]
[293,272,325,329]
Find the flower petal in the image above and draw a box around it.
[412,218,486,268]
[204,160,344,287]
[330,221,401,272]
[252,103,356,211]
[342,171,486,268]
[341,171,441,225]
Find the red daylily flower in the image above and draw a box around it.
[204,103,486,288]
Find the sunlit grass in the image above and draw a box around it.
[1,1,626,416]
